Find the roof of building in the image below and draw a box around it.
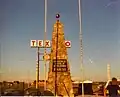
[72,80,93,84]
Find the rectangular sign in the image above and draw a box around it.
[30,40,71,48]
[52,59,68,72]
[38,40,44,48]
[30,40,51,48]
[30,40,37,48]
[44,40,51,48]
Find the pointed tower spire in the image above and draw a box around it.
[46,14,74,96]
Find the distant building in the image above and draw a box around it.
[72,80,93,96]
[32,80,48,87]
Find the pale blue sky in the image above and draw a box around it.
[0,0,120,82]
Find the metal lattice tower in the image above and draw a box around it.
[107,64,111,81]
[46,18,74,97]
[44,0,47,91]
[78,0,84,97]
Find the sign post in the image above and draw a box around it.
[36,47,40,89]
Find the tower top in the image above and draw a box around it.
[56,13,60,19]
[54,13,64,28]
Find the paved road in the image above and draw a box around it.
[76,95,120,97]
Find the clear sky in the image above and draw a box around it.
[0,0,120,82]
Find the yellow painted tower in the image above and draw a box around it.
[46,17,74,96]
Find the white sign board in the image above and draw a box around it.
[30,40,71,48]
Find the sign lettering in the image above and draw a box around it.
[38,40,43,48]
[31,40,37,48]
[30,40,71,48]
[52,59,68,72]
[65,40,71,48]
[44,40,51,48]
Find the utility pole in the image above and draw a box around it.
[36,47,40,89]
[78,0,84,97]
